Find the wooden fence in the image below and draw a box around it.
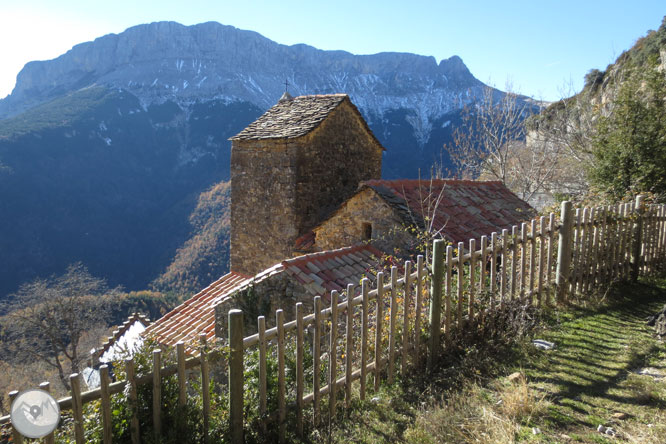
[2,196,665,443]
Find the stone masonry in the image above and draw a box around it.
[229,94,384,276]
[312,187,414,254]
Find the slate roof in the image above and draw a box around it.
[144,271,249,354]
[362,179,535,243]
[231,94,347,140]
[230,94,383,149]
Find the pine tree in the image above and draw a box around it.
[590,59,666,200]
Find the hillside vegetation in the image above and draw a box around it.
[529,16,666,202]
[0,87,259,300]
[151,180,231,295]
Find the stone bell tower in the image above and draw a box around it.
[229,93,384,276]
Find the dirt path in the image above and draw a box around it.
[525,280,666,443]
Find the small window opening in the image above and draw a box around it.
[362,222,373,240]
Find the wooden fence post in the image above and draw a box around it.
[468,239,476,319]
[199,334,210,444]
[444,245,453,343]
[556,201,574,303]
[374,273,384,391]
[345,284,354,409]
[70,373,85,444]
[401,260,412,372]
[124,359,140,444]
[100,365,112,444]
[360,278,369,399]
[176,341,187,439]
[428,239,445,371]
[457,241,464,326]
[296,303,305,435]
[177,342,186,407]
[257,316,267,425]
[329,292,339,420]
[152,349,162,443]
[39,382,55,444]
[228,309,244,444]
[388,267,397,384]
[8,390,23,444]
[276,309,286,443]
[632,194,645,282]
[414,255,424,366]
[313,296,322,425]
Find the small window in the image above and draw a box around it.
[362,222,373,240]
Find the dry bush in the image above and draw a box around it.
[404,374,548,444]
[621,409,666,444]
[498,374,544,422]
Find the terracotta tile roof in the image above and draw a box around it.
[230,94,348,140]
[95,312,151,361]
[294,230,316,252]
[145,246,383,352]
[282,245,383,300]
[144,271,249,354]
[362,179,535,243]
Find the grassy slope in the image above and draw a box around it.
[523,280,666,443]
[316,278,666,444]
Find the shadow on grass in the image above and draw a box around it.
[525,279,666,434]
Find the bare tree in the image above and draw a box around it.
[489,138,565,204]
[525,67,638,198]
[448,85,531,181]
[447,84,566,203]
[1,263,115,389]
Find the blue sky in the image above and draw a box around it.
[0,0,663,101]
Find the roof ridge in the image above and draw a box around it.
[97,312,150,358]
[283,244,379,266]
[362,179,504,187]
[292,93,348,98]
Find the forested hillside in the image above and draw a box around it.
[527,16,666,201]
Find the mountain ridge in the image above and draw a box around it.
[1,21,482,135]
[0,20,500,298]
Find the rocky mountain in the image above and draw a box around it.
[0,20,494,298]
[526,16,666,202]
[0,21,487,178]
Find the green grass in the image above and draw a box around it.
[308,277,666,444]
[521,279,666,443]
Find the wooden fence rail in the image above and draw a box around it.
[2,196,666,444]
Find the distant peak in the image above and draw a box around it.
[440,55,466,69]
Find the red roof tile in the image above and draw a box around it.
[144,271,249,354]
[145,246,384,352]
[282,245,383,301]
[294,231,316,251]
[361,179,535,244]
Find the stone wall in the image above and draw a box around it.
[293,101,383,233]
[214,268,315,337]
[313,188,416,255]
[230,140,299,276]
[230,98,383,276]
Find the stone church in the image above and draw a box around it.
[229,92,384,275]
[144,92,533,353]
